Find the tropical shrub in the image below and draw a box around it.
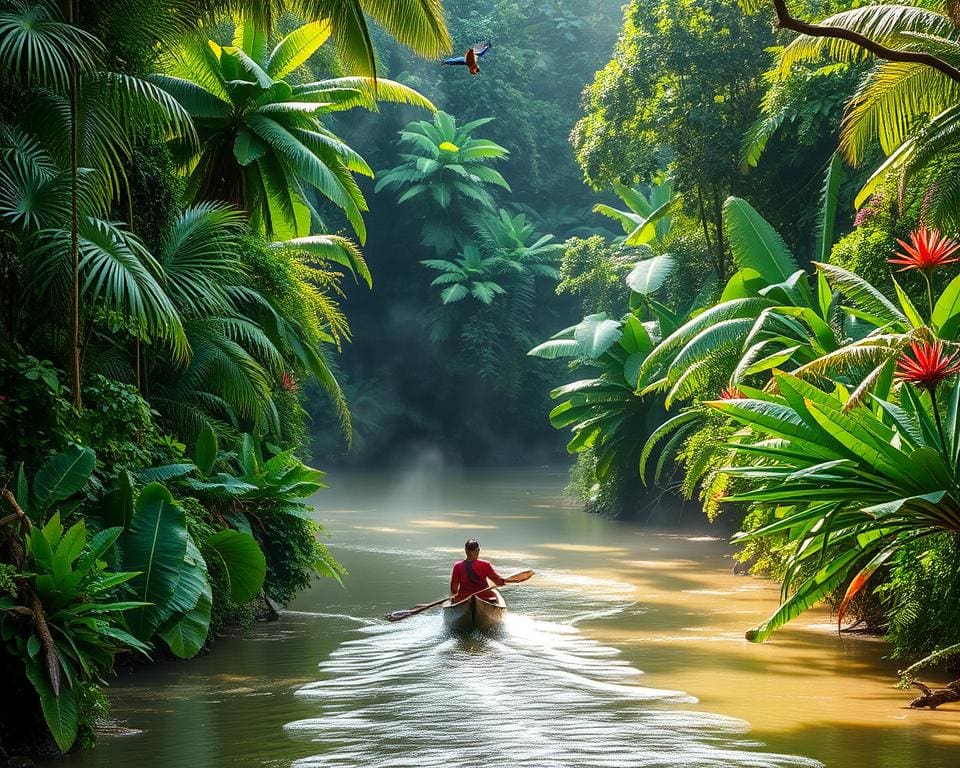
[758,0,960,229]
[0,446,148,753]
[530,297,673,515]
[708,365,960,643]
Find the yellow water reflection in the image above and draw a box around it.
[538,543,630,554]
[409,519,498,529]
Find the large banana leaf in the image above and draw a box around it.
[32,444,95,518]
[723,197,798,285]
[206,530,266,604]
[123,484,188,640]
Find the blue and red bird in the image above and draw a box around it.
[442,42,492,75]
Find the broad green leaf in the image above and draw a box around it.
[720,269,767,301]
[102,471,135,530]
[194,423,218,478]
[267,20,332,78]
[234,128,267,166]
[746,548,862,642]
[625,254,675,296]
[206,529,266,604]
[573,314,622,358]
[123,484,188,640]
[33,444,95,515]
[933,274,960,338]
[723,197,798,285]
[892,279,924,328]
[159,580,212,659]
[25,659,77,753]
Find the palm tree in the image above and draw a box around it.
[153,17,434,240]
[376,111,510,254]
[763,2,960,226]
[0,127,189,361]
[206,0,451,77]
[144,203,359,439]
[0,0,195,405]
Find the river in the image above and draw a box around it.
[59,467,960,767]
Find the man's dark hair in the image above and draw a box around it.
[465,538,480,551]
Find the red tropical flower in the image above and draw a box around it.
[279,372,298,393]
[888,227,960,274]
[895,341,960,390]
[720,386,743,400]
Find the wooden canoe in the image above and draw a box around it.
[442,590,506,632]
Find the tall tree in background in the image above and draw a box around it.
[572,0,776,283]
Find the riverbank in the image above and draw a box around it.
[51,468,960,768]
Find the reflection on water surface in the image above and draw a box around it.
[288,602,819,768]
[54,469,960,768]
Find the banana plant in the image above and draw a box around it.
[530,311,668,484]
[593,176,678,247]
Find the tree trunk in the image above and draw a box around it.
[65,0,81,410]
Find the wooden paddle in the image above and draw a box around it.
[386,569,535,622]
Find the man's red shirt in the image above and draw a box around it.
[450,558,505,601]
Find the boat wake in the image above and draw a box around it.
[285,593,822,768]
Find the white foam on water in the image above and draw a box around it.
[285,597,822,768]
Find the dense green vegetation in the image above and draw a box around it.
[0,0,442,757]
[6,0,960,756]
[531,0,960,683]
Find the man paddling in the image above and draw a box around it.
[450,538,505,603]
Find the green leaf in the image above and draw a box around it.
[746,548,862,642]
[625,254,676,296]
[817,154,843,264]
[158,580,212,659]
[194,423,218,478]
[266,20,332,79]
[933,274,960,338]
[723,197,798,285]
[234,128,267,166]
[892,279,925,328]
[206,530,266,604]
[25,659,77,753]
[102,471,135,530]
[123,484,188,640]
[574,314,622,358]
[33,445,95,515]
[720,269,768,301]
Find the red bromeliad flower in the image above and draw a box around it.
[888,227,960,274]
[279,372,298,393]
[895,340,960,391]
[720,386,744,400]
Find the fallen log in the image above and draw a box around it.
[909,680,960,709]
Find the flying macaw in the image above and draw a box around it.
[442,42,492,75]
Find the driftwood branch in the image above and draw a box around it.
[909,679,960,709]
[771,0,960,84]
[1,488,32,533]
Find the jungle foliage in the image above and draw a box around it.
[0,0,438,756]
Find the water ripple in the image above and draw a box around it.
[285,605,822,768]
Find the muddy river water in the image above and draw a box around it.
[60,468,960,767]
